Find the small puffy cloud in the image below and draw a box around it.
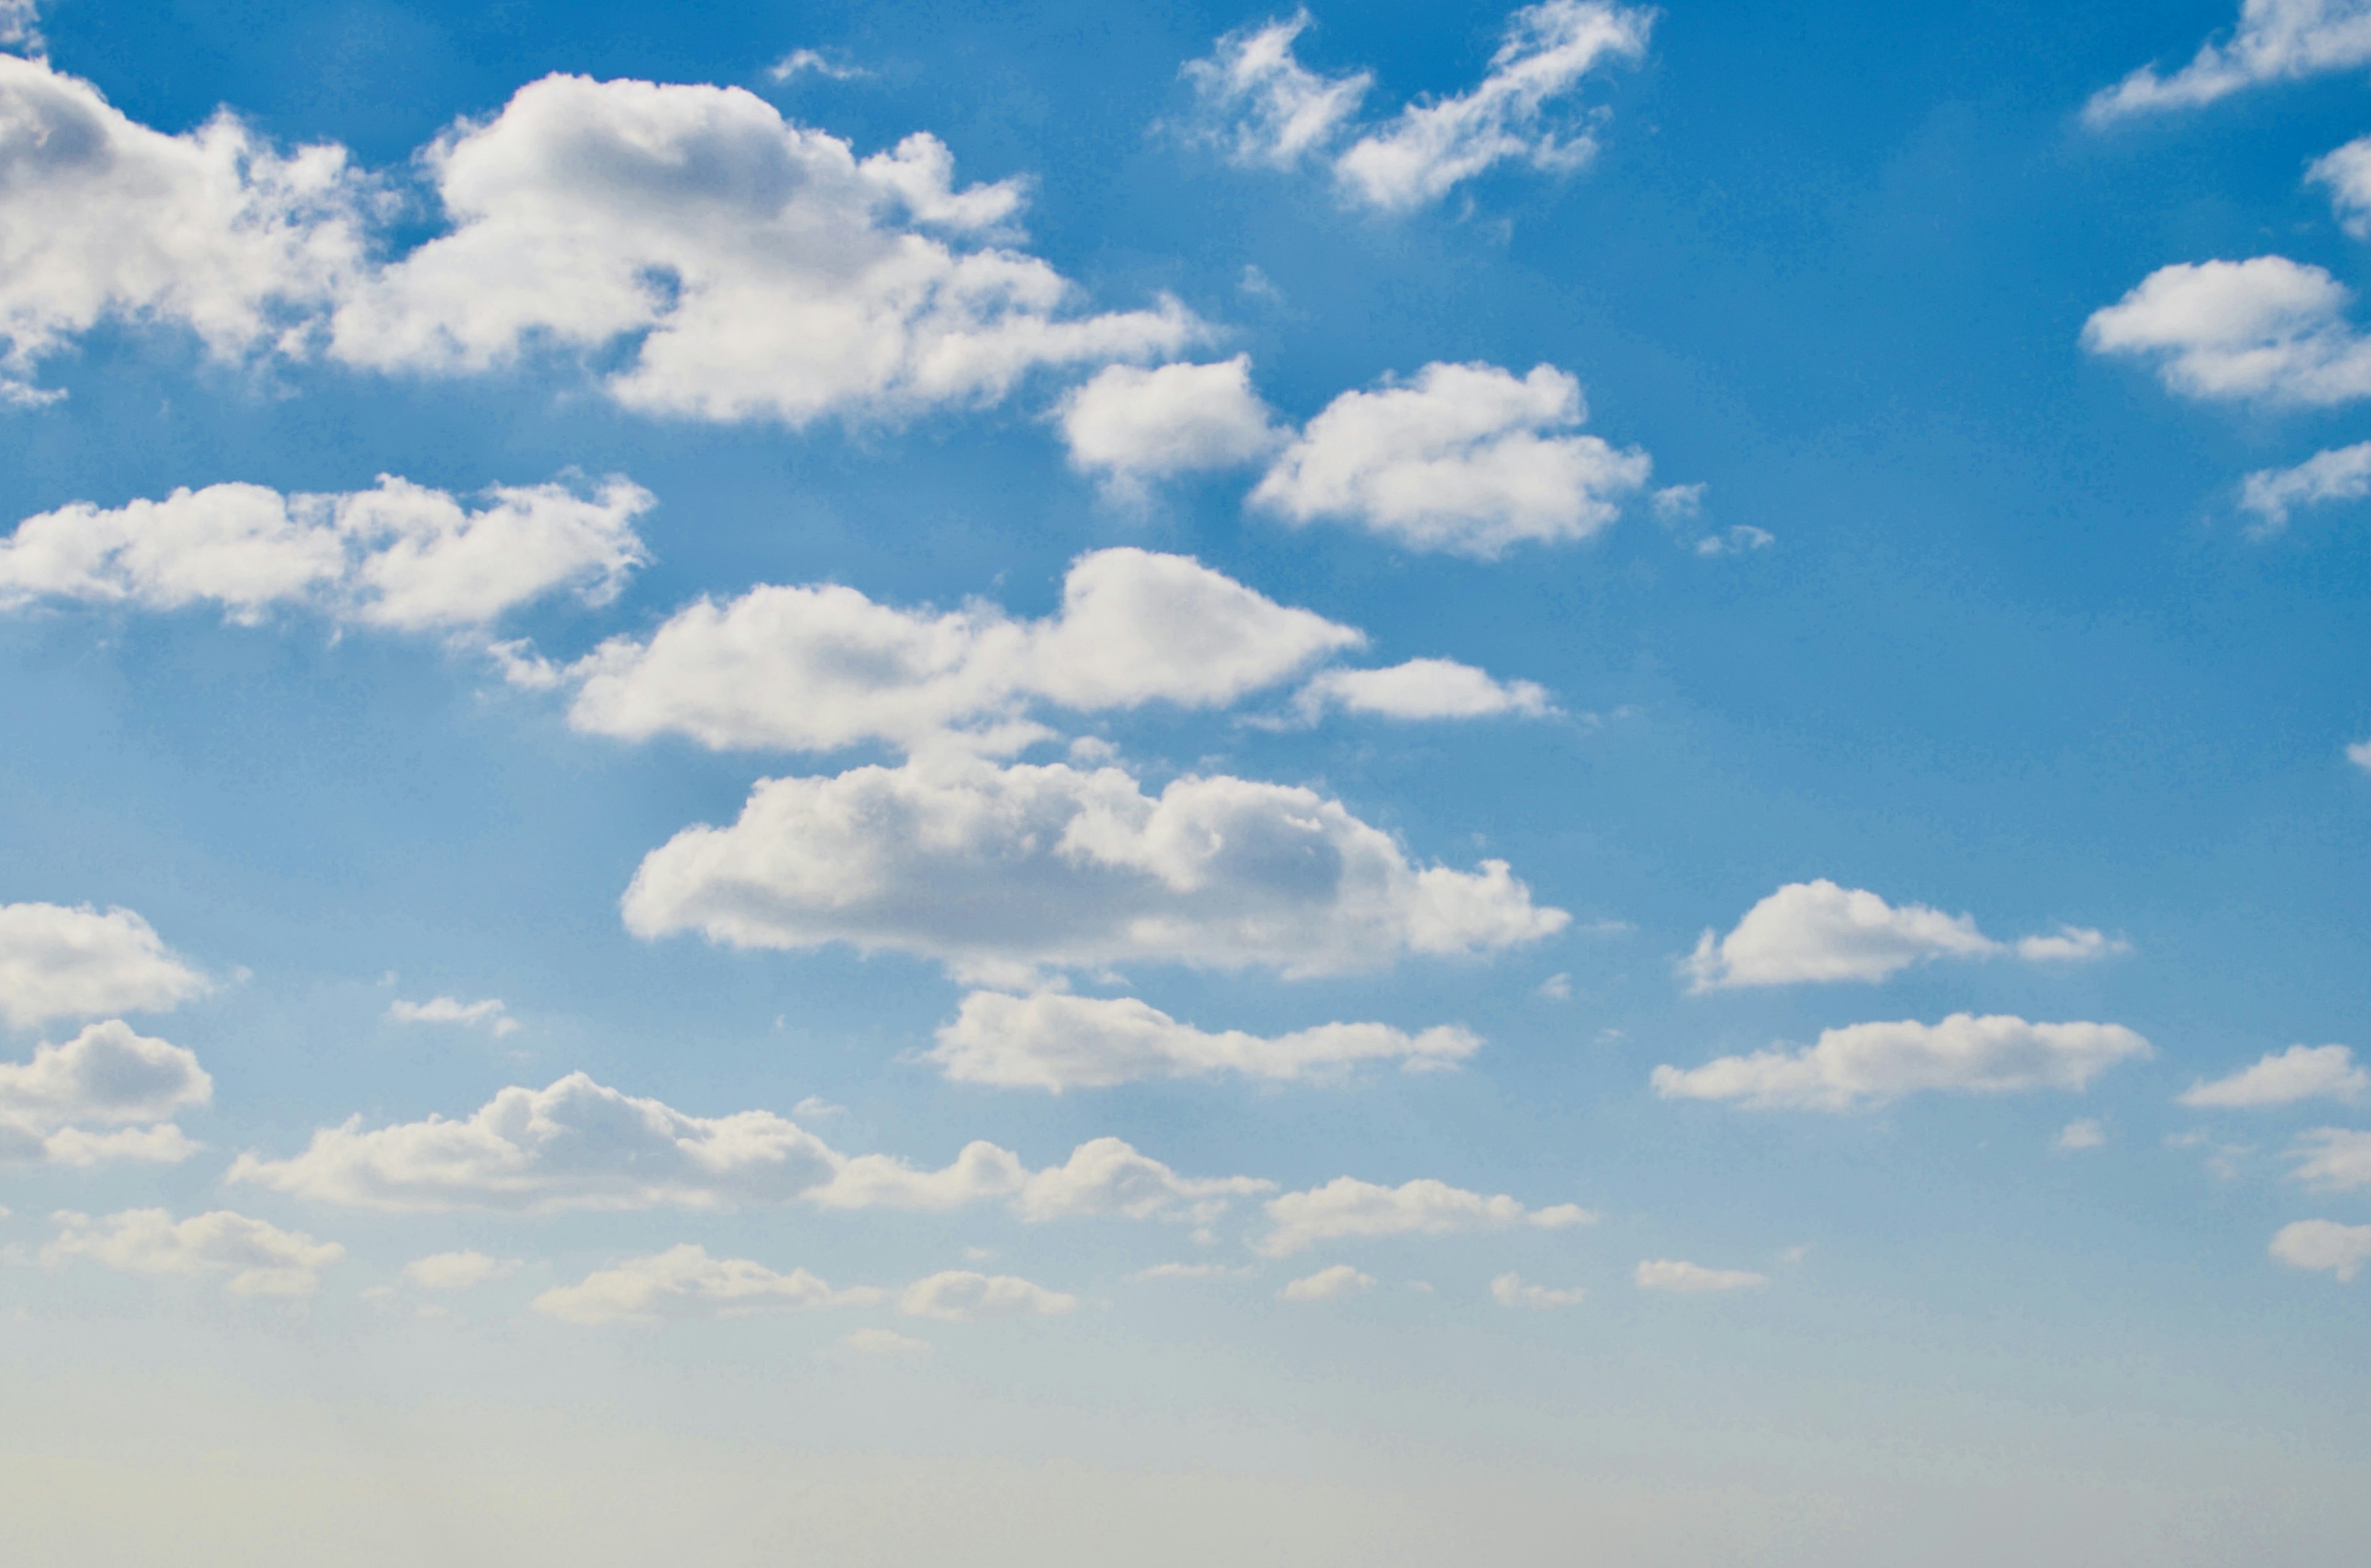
[2180,1045,2367,1108]
[1334,1,1654,211]
[623,753,1567,984]
[767,49,864,83]
[2237,442,2371,533]
[2083,256,2371,406]
[387,996,520,1038]
[2085,0,2371,124]
[1634,1259,1767,1293]
[1252,362,1651,557]
[2351,738,2371,772]
[1692,525,1775,557]
[400,1250,518,1291]
[533,1245,877,1325]
[1279,1262,1374,1301]
[0,475,651,631]
[1181,10,1372,169]
[1652,1014,2152,1112]
[45,1207,343,1297]
[1255,1175,1594,1257]
[544,547,1361,756]
[2286,1127,2371,1190]
[2057,1118,2107,1151]
[2309,133,2371,236]
[899,1269,1077,1322]
[1491,1271,1586,1307]
[2269,1218,2371,1281]
[842,1327,930,1354]
[1681,880,2119,990]
[927,989,1479,1090]
[1059,356,1282,496]
[1292,658,1555,723]
[0,1020,211,1167]
[0,902,208,1028]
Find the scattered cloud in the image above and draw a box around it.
[1291,658,1556,722]
[1682,880,2121,990]
[533,1245,879,1325]
[44,1207,343,1297]
[2286,1127,2371,1190]
[1254,1175,1594,1257]
[1133,1261,1255,1282]
[767,49,864,83]
[929,989,1479,1089]
[1058,356,1282,499]
[2237,442,2371,533]
[399,1250,519,1291]
[2309,132,2371,236]
[387,996,521,1038]
[2351,738,2371,772]
[1634,1259,1767,1293]
[2057,1118,2107,1151]
[2085,0,2371,124]
[1279,1262,1374,1301]
[1692,525,1775,557]
[1181,10,1373,169]
[1491,1271,1586,1307]
[1652,1014,2152,1112]
[842,1327,930,1354]
[898,1269,1076,1322]
[1,0,43,54]
[2180,1045,2367,1108]
[623,753,1568,985]
[1250,362,1652,556]
[2269,1217,2371,1281]
[2083,256,2371,406]
[0,1020,211,1167]
[1536,972,1571,1000]
[0,902,209,1029]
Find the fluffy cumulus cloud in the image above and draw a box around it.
[1653,1014,2152,1112]
[0,901,207,1028]
[1682,880,2120,990]
[1250,362,1651,556]
[1058,356,1281,496]
[0,475,650,630]
[0,1020,211,1167]
[927,988,1479,1090]
[1292,659,1555,723]
[1182,4,1652,211]
[2237,442,2371,532]
[1634,1259,1768,1293]
[225,1072,1268,1222]
[623,754,1566,984]
[2270,1218,2371,1281]
[2286,1127,2371,1191]
[1491,1271,1586,1307]
[2309,133,2371,236]
[0,57,1194,417]
[1279,1262,1374,1301]
[44,1207,343,1297]
[540,548,1362,756]
[387,996,519,1037]
[534,1246,877,1325]
[2085,0,2371,124]
[400,1250,518,1291]
[898,1269,1076,1322]
[2083,257,2371,406]
[1253,1175,1593,1257]
[2180,1045,2367,1108]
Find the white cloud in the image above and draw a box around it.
[2270,1218,2371,1280]
[533,1245,878,1325]
[225,1072,1266,1224]
[1652,1014,2152,1112]
[1334,1,1653,211]
[1292,658,1555,722]
[0,57,1195,418]
[2180,1044,2367,1108]
[898,1269,1076,1322]
[542,546,1362,757]
[1536,972,1571,1000]
[1279,1262,1374,1301]
[2308,133,2371,236]
[2352,738,2371,772]
[2286,1127,2371,1190]
[1491,1271,1586,1307]
[927,989,1479,1089]
[2085,0,2371,123]
[1058,356,1282,497]
[2082,256,2371,406]
[622,753,1567,985]
[0,1020,211,1167]
[1692,525,1775,557]
[1634,1259,1767,1293]
[842,1327,930,1354]
[44,1207,343,1297]
[400,1250,519,1291]
[1,0,43,54]
[1681,880,2120,990]
[767,49,864,83]
[0,901,208,1028]
[387,996,520,1038]
[1133,1261,1254,1282]
[1251,362,1652,556]
[1181,10,1373,169]
[2237,442,2371,533]
[2057,1118,2107,1151]
[1254,1175,1593,1257]
[0,475,651,631]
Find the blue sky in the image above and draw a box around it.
[1,1,2368,1562]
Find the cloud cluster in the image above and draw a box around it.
[1682,880,2120,990]
[2180,1045,2366,1108]
[2083,257,2371,406]
[898,1269,1077,1322]
[45,1207,343,1297]
[2238,442,2371,532]
[2085,0,2371,123]
[1254,1175,1593,1257]
[1182,4,1653,212]
[530,1248,1075,1326]
[0,57,1194,417]
[927,988,1479,1089]
[1634,1259,1767,1293]
[0,901,207,1028]
[622,754,1567,983]
[2269,1217,2371,1281]
[0,1019,211,1166]
[1652,1014,2152,1112]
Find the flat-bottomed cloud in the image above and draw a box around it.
[1652,1014,2152,1111]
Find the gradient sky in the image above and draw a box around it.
[2,2,2369,1564]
